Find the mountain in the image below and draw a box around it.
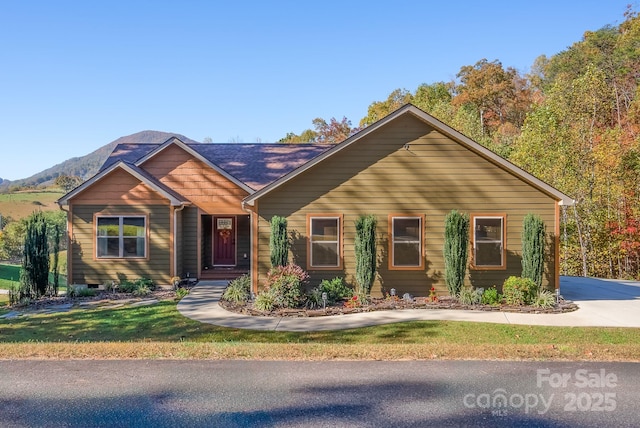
[0,131,201,191]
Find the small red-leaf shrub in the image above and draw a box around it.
[264,264,309,309]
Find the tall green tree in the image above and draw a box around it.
[443,210,469,296]
[269,216,289,267]
[454,59,517,136]
[359,89,413,127]
[20,211,49,297]
[354,214,377,295]
[521,214,546,288]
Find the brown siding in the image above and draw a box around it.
[69,204,171,286]
[140,144,249,213]
[71,168,171,205]
[256,114,558,297]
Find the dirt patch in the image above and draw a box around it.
[220,296,579,317]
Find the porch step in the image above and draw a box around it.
[199,268,249,281]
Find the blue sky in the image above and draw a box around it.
[0,0,634,181]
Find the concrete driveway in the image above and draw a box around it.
[556,276,640,327]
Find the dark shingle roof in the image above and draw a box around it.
[101,142,331,190]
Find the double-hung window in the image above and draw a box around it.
[471,214,506,269]
[97,216,147,258]
[308,215,341,269]
[390,215,424,269]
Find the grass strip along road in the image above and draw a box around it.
[0,300,638,361]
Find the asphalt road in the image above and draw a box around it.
[0,360,637,427]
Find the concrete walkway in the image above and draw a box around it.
[177,276,640,331]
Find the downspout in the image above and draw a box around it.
[174,204,187,279]
[241,200,256,298]
[57,202,71,287]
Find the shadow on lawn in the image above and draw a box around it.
[0,301,441,344]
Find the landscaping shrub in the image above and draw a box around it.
[305,287,323,309]
[118,281,137,294]
[354,214,377,295]
[134,277,155,290]
[481,286,502,305]
[254,290,276,311]
[344,291,370,308]
[8,283,31,306]
[264,264,309,309]
[76,288,97,297]
[443,210,470,296]
[269,215,289,267]
[118,277,155,294]
[175,287,189,300]
[532,289,556,308]
[458,286,483,305]
[223,274,251,303]
[67,286,96,298]
[318,277,353,304]
[132,285,152,297]
[502,276,538,305]
[306,277,354,309]
[521,213,546,288]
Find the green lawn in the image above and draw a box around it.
[0,263,66,290]
[0,300,638,360]
[0,299,637,345]
[0,190,64,221]
[0,264,20,289]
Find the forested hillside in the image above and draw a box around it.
[283,7,640,280]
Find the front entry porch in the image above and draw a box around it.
[200,214,250,280]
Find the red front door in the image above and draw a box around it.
[213,217,236,266]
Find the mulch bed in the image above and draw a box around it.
[6,290,178,311]
[220,296,579,318]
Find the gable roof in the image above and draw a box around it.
[57,160,190,206]
[244,104,575,206]
[102,139,331,191]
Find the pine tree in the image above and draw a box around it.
[522,213,545,288]
[269,216,289,267]
[20,211,50,297]
[444,210,470,296]
[355,214,377,295]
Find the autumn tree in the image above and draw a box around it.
[279,116,360,144]
[359,89,413,127]
[454,59,512,132]
[412,82,453,114]
[54,175,83,192]
[313,117,359,144]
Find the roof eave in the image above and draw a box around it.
[244,104,575,206]
[57,161,189,207]
[135,137,255,194]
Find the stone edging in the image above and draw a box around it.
[219,298,579,318]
